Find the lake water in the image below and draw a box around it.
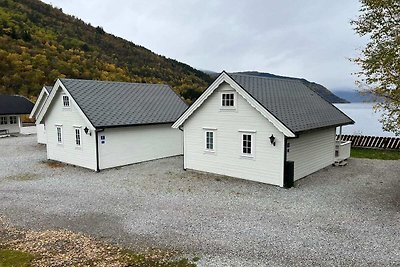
[334,103,396,137]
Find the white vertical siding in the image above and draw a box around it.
[287,127,336,181]
[183,83,285,186]
[36,124,46,144]
[99,124,183,170]
[44,89,97,170]
[0,115,21,133]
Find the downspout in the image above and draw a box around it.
[178,125,185,171]
[283,136,287,187]
[95,128,105,172]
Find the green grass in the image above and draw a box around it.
[351,148,400,160]
[4,173,39,181]
[0,249,35,267]
[121,250,198,267]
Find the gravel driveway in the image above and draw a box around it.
[0,135,399,266]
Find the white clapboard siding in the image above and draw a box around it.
[98,124,183,170]
[36,124,46,144]
[287,127,336,180]
[44,89,97,170]
[183,83,285,186]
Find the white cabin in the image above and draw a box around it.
[37,78,187,171]
[0,95,34,135]
[30,86,52,144]
[173,72,354,187]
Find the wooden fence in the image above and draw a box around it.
[337,135,400,150]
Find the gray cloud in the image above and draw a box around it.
[43,0,366,90]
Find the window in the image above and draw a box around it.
[100,135,106,144]
[221,93,235,107]
[75,128,81,147]
[0,116,7,125]
[205,131,215,151]
[241,133,254,157]
[56,126,62,144]
[9,116,17,124]
[62,95,70,107]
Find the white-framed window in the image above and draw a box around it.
[221,92,235,107]
[74,127,81,147]
[0,116,7,125]
[62,95,70,107]
[205,130,215,152]
[56,126,63,144]
[241,132,255,157]
[9,116,17,124]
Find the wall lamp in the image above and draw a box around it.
[84,127,91,136]
[269,134,276,146]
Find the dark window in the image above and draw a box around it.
[75,128,81,146]
[9,116,17,124]
[62,95,70,107]
[222,93,235,107]
[0,117,7,125]
[242,134,252,155]
[205,131,214,150]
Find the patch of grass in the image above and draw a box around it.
[5,173,39,181]
[0,249,35,267]
[351,148,400,160]
[42,160,65,168]
[122,251,197,267]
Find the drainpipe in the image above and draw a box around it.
[178,125,185,171]
[95,128,105,172]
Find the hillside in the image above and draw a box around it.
[235,71,349,103]
[0,0,212,101]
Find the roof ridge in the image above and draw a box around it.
[229,73,304,84]
[60,78,169,87]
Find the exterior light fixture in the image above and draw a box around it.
[269,134,276,146]
[84,127,91,136]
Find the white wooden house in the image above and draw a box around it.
[37,78,187,171]
[172,72,354,187]
[30,86,53,144]
[0,95,34,135]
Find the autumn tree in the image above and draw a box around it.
[351,0,400,135]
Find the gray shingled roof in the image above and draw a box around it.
[0,95,34,115]
[229,73,353,133]
[59,79,188,128]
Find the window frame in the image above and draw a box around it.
[204,130,216,152]
[56,126,63,144]
[9,116,17,124]
[220,92,236,109]
[62,95,70,108]
[74,127,82,147]
[240,132,255,158]
[0,116,7,125]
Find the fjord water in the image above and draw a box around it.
[334,103,396,137]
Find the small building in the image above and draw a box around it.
[30,86,53,144]
[172,72,354,187]
[37,78,187,171]
[0,95,34,135]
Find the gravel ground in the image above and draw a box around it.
[0,135,399,266]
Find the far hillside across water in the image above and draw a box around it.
[332,89,375,103]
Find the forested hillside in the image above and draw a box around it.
[0,0,212,101]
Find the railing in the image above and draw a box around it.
[335,140,352,161]
[337,135,400,150]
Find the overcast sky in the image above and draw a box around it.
[42,0,366,90]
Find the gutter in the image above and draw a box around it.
[95,128,105,172]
